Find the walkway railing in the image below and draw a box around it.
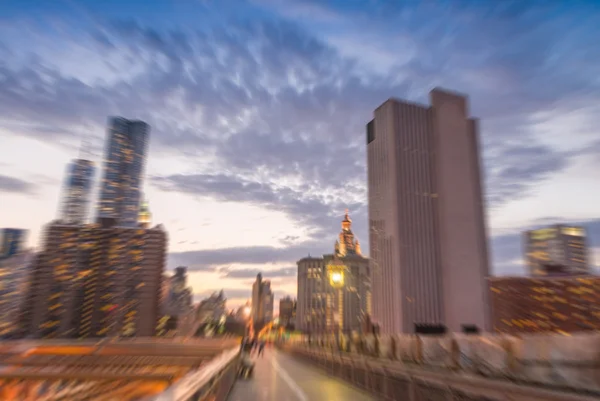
[148,347,240,401]
[281,332,600,400]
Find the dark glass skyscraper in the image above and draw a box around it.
[59,159,94,224]
[97,117,150,227]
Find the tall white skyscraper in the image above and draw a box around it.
[367,88,490,334]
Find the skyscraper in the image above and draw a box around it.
[252,274,274,329]
[367,88,490,334]
[524,225,589,276]
[0,228,27,260]
[97,117,149,227]
[167,266,193,317]
[58,159,94,224]
[0,250,33,337]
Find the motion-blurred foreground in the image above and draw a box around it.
[0,338,237,401]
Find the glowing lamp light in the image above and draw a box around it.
[244,306,251,316]
[327,261,345,288]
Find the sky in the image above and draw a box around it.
[1,0,599,311]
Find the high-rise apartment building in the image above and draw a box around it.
[524,225,589,276]
[24,221,167,338]
[367,88,490,334]
[0,250,34,337]
[0,228,27,260]
[252,274,274,328]
[97,117,149,228]
[489,276,600,334]
[296,212,371,334]
[58,159,94,225]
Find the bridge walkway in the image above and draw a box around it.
[228,346,375,401]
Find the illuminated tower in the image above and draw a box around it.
[96,117,149,228]
[138,198,152,228]
[59,159,94,224]
[335,209,362,257]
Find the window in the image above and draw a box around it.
[366,120,375,144]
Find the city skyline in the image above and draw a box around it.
[1,0,600,309]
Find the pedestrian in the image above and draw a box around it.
[258,339,265,357]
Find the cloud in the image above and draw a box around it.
[195,288,251,300]
[220,266,296,279]
[169,242,328,269]
[1,3,600,281]
[0,174,36,195]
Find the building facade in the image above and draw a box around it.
[166,266,193,318]
[58,159,94,225]
[0,250,34,337]
[0,228,27,260]
[279,296,296,328]
[296,211,371,335]
[367,88,490,334]
[489,276,600,334]
[252,274,274,328]
[97,117,149,228]
[524,225,589,276]
[24,221,167,338]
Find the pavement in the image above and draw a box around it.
[228,347,376,401]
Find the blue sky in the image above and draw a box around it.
[1,0,599,308]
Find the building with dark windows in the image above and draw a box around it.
[58,159,95,225]
[524,225,589,277]
[489,276,600,334]
[97,117,149,228]
[366,88,490,334]
[296,211,371,335]
[0,228,27,260]
[24,221,166,338]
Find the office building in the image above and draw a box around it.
[97,117,150,228]
[0,250,34,337]
[24,221,167,338]
[252,274,274,328]
[296,211,371,334]
[58,159,95,224]
[166,266,193,317]
[0,228,27,260]
[489,276,600,334]
[524,225,589,276]
[367,88,490,334]
[279,296,296,328]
